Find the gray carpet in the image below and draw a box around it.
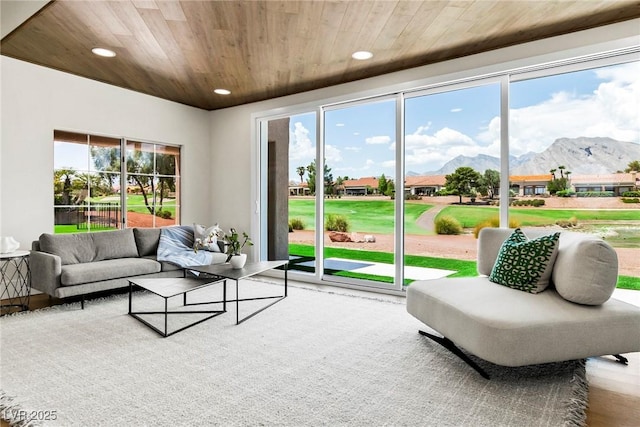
[1,279,587,426]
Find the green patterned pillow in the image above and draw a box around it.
[489,229,560,293]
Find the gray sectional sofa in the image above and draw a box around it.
[30,227,210,307]
[407,227,640,378]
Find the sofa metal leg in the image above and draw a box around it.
[418,330,490,380]
[613,354,629,365]
[80,296,85,310]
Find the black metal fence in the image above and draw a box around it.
[55,203,121,230]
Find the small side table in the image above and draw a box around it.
[1,250,31,315]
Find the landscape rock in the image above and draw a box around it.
[329,232,353,242]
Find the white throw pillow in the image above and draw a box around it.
[552,232,618,305]
[193,223,222,252]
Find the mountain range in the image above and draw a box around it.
[414,137,639,176]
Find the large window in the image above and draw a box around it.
[259,54,639,292]
[126,141,180,228]
[53,131,181,233]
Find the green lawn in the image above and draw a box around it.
[289,199,432,235]
[125,195,176,216]
[291,199,640,233]
[288,244,640,290]
[436,206,640,228]
[289,243,477,285]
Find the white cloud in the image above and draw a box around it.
[344,146,361,152]
[325,144,342,163]
[451,108,462,113]
[289,122,315,162]
[336,123,345,127]
[403,126,486,171]
[509,61,640,156]
[334,158,376,173]
[365,135,391,145]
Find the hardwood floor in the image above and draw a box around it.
[2,292,639,426]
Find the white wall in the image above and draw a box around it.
[209,20,640,259]
[0,57,212,248]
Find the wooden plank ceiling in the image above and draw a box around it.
[2,0,639,110]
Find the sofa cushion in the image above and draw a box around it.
[489,228,560,293]
[134,228,162,257]
[141,255,183,272]
[93,229,139,261]
[552,232,618,305]
[39,233,95,265]
[61,258,161,286]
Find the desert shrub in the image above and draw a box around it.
[576,191,614,197]
[556,216,578,228]
[622,191,640,197]
[325,214,350,232]
[473,216,521,238]
[621,197,640,203]
[155,210,172,219]
[434,215,463,235]
[510,199,545,207]
[289,217,305,230]
[556,189,575,198]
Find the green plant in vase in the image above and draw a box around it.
[224,228,253,268]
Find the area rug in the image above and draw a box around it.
[1,280,587,426]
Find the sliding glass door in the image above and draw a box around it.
[403,82,501,284]
[322,97,399,288]
[260,112,317,275]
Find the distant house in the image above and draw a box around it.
[342,177,381,195]
[570,172,638,195]
[404,175,446,196]
[509,175,552,196]
[289,182,310,196]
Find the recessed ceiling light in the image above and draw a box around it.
[92,47,116,58]
[214,88,231,95]
[352,51,373,60]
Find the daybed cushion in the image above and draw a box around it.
[93,229,139,261]
[552,232,619,305]
[134,228,162,257]
[39,233,95,265]
[61,258,161,286]
[407,277,640,367]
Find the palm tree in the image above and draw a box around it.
[296,166,306,184]
[558,165,566,178]
[550,168,557,179]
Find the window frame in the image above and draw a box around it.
[253,47,639,294]
[53,130,182,232]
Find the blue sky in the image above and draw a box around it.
[288,61,639,182]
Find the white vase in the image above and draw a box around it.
[229,253,247,269]
[0,236,19,253]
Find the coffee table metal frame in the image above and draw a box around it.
[128,276,227,337]
[186,260,288,325]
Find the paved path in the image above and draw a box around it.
[415,204,447,234]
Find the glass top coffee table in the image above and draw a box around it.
[128,276,227,337]
[186,260,288,325]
